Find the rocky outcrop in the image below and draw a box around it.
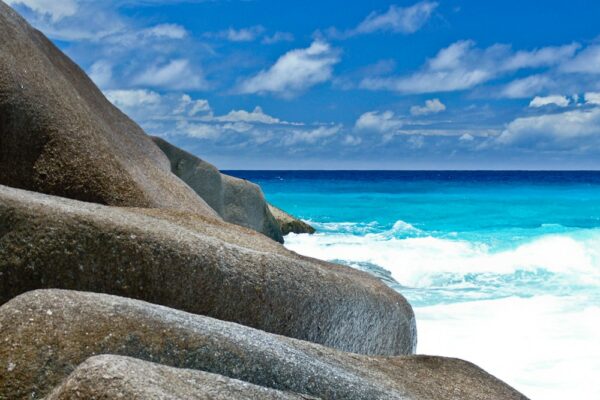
[269,204,316,235]
[45,355,311,400]
[1,290,528,400]
[0,184,416,356]
[152,136,283,242]
[0,2,217,217]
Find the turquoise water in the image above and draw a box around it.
[228,171,600,400]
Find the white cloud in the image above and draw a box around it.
[584,92,600,105]
[88,60,113,89]
[497,108,600,148]
[499,75,553,99]
[142,23,187,39]
[133,59,208,90]
[6,0,78,21]
[283,125,341,145]
[355,110,403,133]
[459,133,474,141]
[237,41,340,97]
[343,135,362,146]
[206,26,265,42]
[360,41,579,94]
[104,89,161,108]
[529,95,570,108]
[176,121,221,140]
[262,31,294,44]
[173,95,211,116]
[410,98,446,115]
[211,106,286,125]
[352,1,438,35]
[560,45,600,74]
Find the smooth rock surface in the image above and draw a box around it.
[45,355,313,400]
[0,184,416,356]
[269,204,316,235]
[0,2,217,217]
[152,136,283,242]
[1,290,528,400]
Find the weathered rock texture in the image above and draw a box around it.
[0,184,416,356]
[0,2,217,217]
[0,290,528,400]
[269,204,316,235]
[0,290,524,400]
[45,355,312,400]
[152,136,283,242]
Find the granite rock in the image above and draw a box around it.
[0,184,416,356]
[0,2,216,217]
[152,136,283,242]
[0,290,528,400]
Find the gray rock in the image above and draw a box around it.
[269,204,316,235]
[0,290,528,400]
[152,136,283,242]
[221,174,283,243]
[45,355,313,400]
[0,184,416,356]
[0,1,217,217]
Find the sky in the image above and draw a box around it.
[6,0,600,169]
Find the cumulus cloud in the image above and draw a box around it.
[497,108,600,149]
[173,94,210,116]
[334,1,437,38]
[237,41,340,97]
[585,92,600,105]
[410,98,446,115]
[205,26,265,42]
[211,106,290,125]
[133,59,208,90]
[529,95,570,108]
[6,0,78,21]
[355,110,403,133]
[360,40,579,94]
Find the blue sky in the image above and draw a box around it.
[7,0,600,169]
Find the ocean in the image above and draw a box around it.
[226,170,600,400]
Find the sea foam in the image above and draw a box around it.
[284,224,600,400]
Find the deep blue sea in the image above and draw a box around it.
[227,171,600,400]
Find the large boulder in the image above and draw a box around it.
[152,136,283,242]
[0,2,217,217]
[0,184,416,356]
[0,290,528,400]
[46,355,311,400]
[269,204,316,235]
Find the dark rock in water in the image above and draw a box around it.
[0,2,217,217]
[45,355,312,400]
[0,290,529,400]
[269,204,316,235]
[152,136,283,243]
[0,184,416,356]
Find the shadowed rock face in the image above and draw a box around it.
[0,290,529,400]
[152,136,283,242]
[269,204,316,235]
[45,355,313,400]
[0,184,416,356]
[0,2,217,217]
